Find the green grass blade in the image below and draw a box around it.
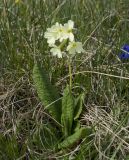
[33,124,60,150]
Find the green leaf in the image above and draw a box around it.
[72,121,81,133]
[58,127,92,149]
[74,93,85,120]
[61,85,74,137]
[33,63,61,122]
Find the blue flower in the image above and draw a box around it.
[122,44,129,52]
[118,52,129,60]
[118,44,129,60]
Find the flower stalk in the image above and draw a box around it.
[68,58,72,90]
[59,39,67,50]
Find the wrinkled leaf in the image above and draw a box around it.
[33,63,61,122]
[72,121,81,133]
[74,93,85,120]
[61,85,74,137]
[58,127,92,149]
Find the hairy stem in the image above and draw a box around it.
[68,58,72,89]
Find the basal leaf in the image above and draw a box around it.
[72,121,81,133]
[33,63,61,122]
[58,127,92,149]
[61,85,74,137]
[74,93,85,120]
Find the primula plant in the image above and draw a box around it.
[33,20,92,151]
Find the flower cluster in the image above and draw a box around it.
[44,20,84,58]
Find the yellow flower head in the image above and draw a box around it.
[44,20,84,58]
[67,41,84,55]
[44,20,74,46]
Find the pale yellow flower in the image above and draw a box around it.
[50,46,62,58]
[44,20,74,46]
[59,20,74,42]
[44,22,64,46]
[67,41,84,55]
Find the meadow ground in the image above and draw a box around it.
[1,0,129,159]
